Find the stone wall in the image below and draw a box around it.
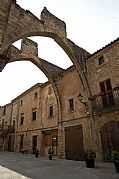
[0,103,12,130]
[41,83,58,129]
[21,38,38,57]
[11,82,59,154]
[86,38,119,160]
[86,39,119,95]
[56,66,92,158]
[0,103,12,151]
[12,83,42,153]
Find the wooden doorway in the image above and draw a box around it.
[8,135,15,152]
[43,129,58,156]
[65,125,84,161]
[100,121,119,161]
[32,135,37,153]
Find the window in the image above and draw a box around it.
[20,100,23,106]
[32,109,37,121]
[68,98,74,111]
[13,120,15,131]
[48,86,51,95]
[48,106,53,117]
[3,106,6,115]
[98,56,104,65]
[34,92,38,99]
[20,113,24,125]
[99,78,114,107]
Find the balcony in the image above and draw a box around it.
[1,125,15,138]
[89,87,119,113]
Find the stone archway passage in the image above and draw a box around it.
[100,121,119,161]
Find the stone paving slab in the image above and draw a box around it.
[0,152,118,179]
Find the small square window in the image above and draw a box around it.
[98,56,104,65]
[68,98,74,111]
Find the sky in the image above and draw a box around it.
[0,0,119,106]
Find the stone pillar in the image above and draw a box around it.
[0,0,14,50]
[58,125,65,158]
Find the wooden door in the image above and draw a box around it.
[19,135,24,151]
[100,121,119,161]
[8,135,15,152]
[43,130,58,156]
[32,135,37,153]
[65,125,84,161]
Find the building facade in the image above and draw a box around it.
[0,0,119,162]
[0,38,119,161]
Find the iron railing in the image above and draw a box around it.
[89,88,119,113]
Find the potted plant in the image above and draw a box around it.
[48,147,54,160]
[34,148,39,158]
[111,150,119,173]
[84,149,96,168]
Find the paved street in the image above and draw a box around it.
[0,152,118,179]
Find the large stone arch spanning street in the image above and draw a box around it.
[0,3,94,155]
[0,0,90,92]
[0,0,92,130]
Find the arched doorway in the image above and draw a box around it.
[100,121,119,161]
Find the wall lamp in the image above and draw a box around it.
[77,93,87,106]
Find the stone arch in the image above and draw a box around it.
[0,2,91,96]
[0,1,93,157]
[7,38,63,124]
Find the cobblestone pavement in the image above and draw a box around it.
[0,152,118,179]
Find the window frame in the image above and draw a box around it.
[32,109,37,121]
[98,55,105,65]
[20,113,24,125]
[48,86,52,95]
[68,98,74,112]
[48,105,53,118]
[20,100,23,106]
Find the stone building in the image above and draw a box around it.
[0,0,119,161]
[6,82,59,156]
[0,103,12,151]
[86,38,119,161]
